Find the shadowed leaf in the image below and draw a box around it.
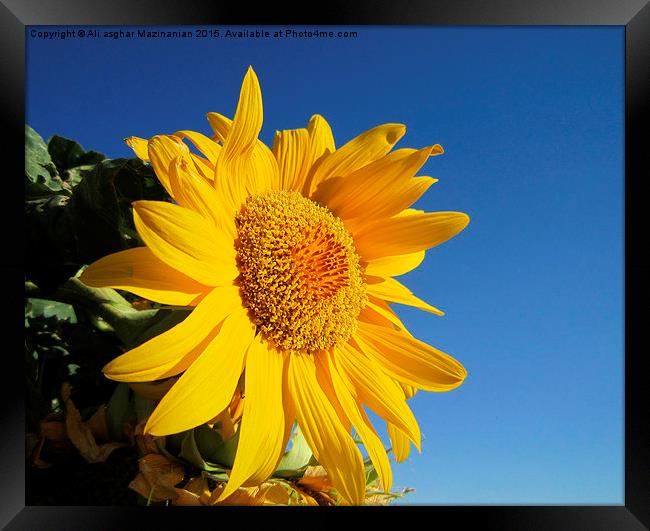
[47,135,105,174]
[25,125,67,198]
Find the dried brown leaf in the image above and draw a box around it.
[207,482,291,506]
[140,454,184,484]
[183,476,211,499]
[134,420,161,456]
[62,383,126,463]
[171,476,211,506]
[171,488,203,506]
[29,437,53,469]
[129,454,185,502]
[129,473,158,501]
[298,465,334,491]
[40,421,66,441]
[85,405,109,441]
[258,482,291,505]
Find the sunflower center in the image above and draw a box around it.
[235,190,367,353]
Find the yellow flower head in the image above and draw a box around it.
[81,66,469,505]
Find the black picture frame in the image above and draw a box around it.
[5,1,648,529]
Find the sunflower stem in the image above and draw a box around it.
[25,278,172,348]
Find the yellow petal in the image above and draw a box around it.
[103,284,242,382]
[358,300,401,330]
[287,352,365,505]
[215,66,263,213]
[147,131,216,182]
[387,423,412,463]
[173,130,221,164]
[356,322,467,392]
[223,67,262,156]
[218,338,288,500]
[313,352,352,433]
[245,140,279,198]
[384,384,416,462]
[366,277,444,316]
[272,128,311,192]
[124,136,149,161]
[359,297,412,335]
[133,200,237,287]
[168,157,236,237]
[341,176,436,236]
[326,350,393,493]
[401,383,418,399]
[189,153,216,182]
[305,114,335,176]
[353,210,470,261]
[207,108,278,199]
[313,147,435,221]
[145,306,256,436]
[306,123,406,197]
[280,371,297,464]
[206,112,232,144]
[363,250,425,278]
[147,135,191,198]
[335,341,420,447]
[80,246,209,306]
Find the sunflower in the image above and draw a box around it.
[80,66,469,505]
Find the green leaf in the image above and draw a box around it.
[74,281,132,306]
[179,428,230,473]
[90,304,191,351]
[47,134,105,174]
[61,157,168,262]
[25,153,169,291]
[25,194,80,291]
[202,424,241,468]
[274,425,314,478]
[133,393,156,424]
[364,458,379,486]
[161,431,186,455]
[25,125,67,197]
[26,297,77,323]
[155,438,186,465]
[93,305,161,349]
[125,308,192,348]
[193,424,225,460]
[66,159,137,259]
[27,277,169,348]
[62,164,95,188]
[203,471,230,482]
[106,383,133,442]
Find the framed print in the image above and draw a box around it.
[4,0,649,529]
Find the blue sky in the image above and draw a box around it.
[26,26,624,504]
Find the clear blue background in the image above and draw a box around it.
[26,26,624,504]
